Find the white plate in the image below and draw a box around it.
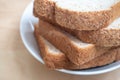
[20,1,120,75]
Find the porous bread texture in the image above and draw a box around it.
[34,25,120,69]
[45,38,61,54]
[34,14,120,47]
[34,28,68,69]
[75,17,120,47]
[56,0,120,12]
[38,20,111,65]
[34,0,120,30]
[79,48,119,69]
[55,0,120,30]
[34,0,57,22]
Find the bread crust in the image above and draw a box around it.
[75,28,120,47]
[34,0,120,30]
[34,25,120,69]
[35,15,120,47]
[38,20,111,65]
[34,14,120,47]
[34,0,56,22]
[55,8,112,30]
[55,2,120,30]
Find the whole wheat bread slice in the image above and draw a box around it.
[55,0,120,30]
[74,17,120,47]
[35,15,120,47]
[34,26,120,69]
[33,0,57,23]
[37,20,111,65]
[35,13,120,47]
[34,0,120,30]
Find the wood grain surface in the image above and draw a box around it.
[0,0,120,80]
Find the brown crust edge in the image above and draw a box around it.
[34,24,120,69]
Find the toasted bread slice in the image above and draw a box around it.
[34,0,120,30]
[34,26,120,69]
[74,17,120,47]
[36,20,111,65]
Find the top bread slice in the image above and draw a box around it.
[55,0,120,30]
[37,20,111,65]
[34,25,120,69]
[34,0,120,30]
[74,17,120,47]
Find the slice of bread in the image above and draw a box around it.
[37,20,111,65]
[34,26,120,69]
[55,0,120,30]
[34,0,57,23]
[33,14,120,47]
[34,27,69,69]
[34,0,120,30]
[74,17,120,47]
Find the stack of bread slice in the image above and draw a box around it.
[33,0,120,70]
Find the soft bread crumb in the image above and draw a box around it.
[44,38,61,54]
[106,17,120,29]
[57,0,119,12]
[64,32,92,47]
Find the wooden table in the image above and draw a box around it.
[0,0,120,80]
